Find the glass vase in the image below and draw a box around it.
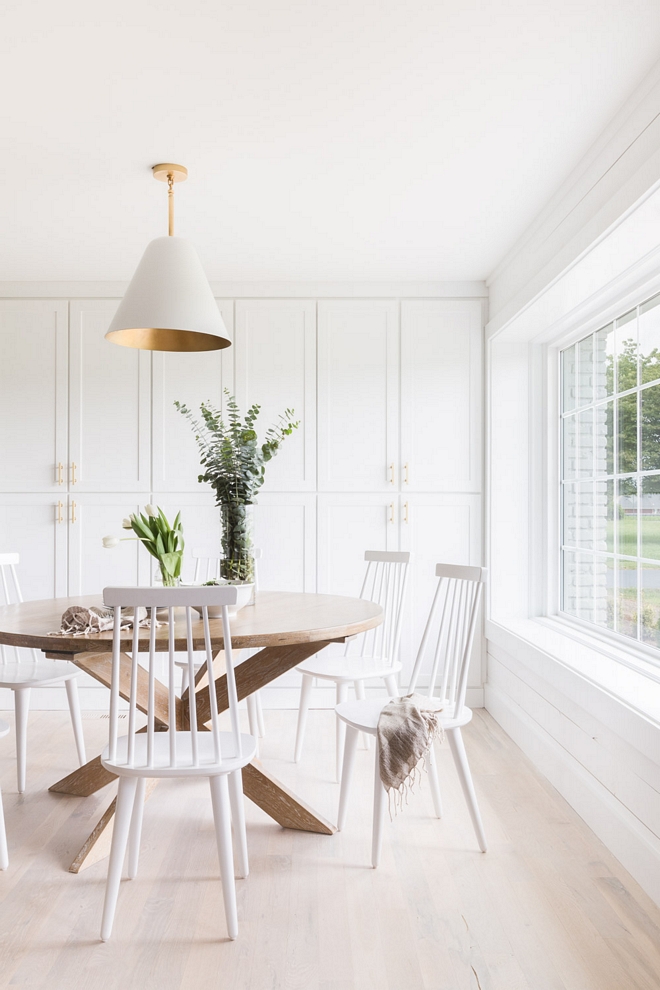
[220,502,255,584]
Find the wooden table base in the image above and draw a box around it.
[50,639,339,871]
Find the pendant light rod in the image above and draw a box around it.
[168,173,174,235]
[152,163,188,237]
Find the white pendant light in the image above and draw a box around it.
[106,164,231,352]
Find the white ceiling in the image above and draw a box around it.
[2,0,660,282]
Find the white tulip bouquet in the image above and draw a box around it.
[102,504,184,586]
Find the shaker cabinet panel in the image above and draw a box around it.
[317,494,398,598]
[0,301,68,492]
[318,301,399,492]
[69,300,151,492]
[0,494,67,600]
[401,300,482,492]
[253,494,316,593]
[67,494,148,596]
[151,301,234,492]
[234,300,316,492]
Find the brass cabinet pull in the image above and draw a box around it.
[404,501,409,524]
[56,501,64,524]
[389,502,395,524]
[57,462,64,486]
[71,501,77,524]
[404,463,409,485]
[71,462,77,485]
[389,463,395,485]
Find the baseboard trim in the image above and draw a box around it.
[485,681,660,908]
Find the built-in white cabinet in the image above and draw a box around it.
[67,493,148,595]
[0,494,67,599]
[253,493,316,592]
[0,301,68,492]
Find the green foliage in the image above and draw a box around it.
[611,340,660,472]
[129,506,184,586]
[174,391,299,506]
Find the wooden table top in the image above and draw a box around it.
[0,591,383,654]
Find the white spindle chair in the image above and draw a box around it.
[0,719,9,869]
[177,548,265,744]
[294,550,410,781]
[0,553,86,793]
[99,584,256,942]
[336,563,487,867]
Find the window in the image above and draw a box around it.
[560,292,660,651]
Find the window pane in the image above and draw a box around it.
[594,479,612,553]
[594,401,613,476]
[562,550,579,617]
[639,294,660,385]
[593,555,615,631]
[617,477,637,556]
[617,393,637,473]
[615,309,638,392]
[577,335,594,407]
[617,560,637,639]
[594,323,615,400]
[562,344,577,413]
[562,484,577,547]
[641,475,660,561]
[578,408,593,477]
[576,481,594,549]
[562,415,577,481]
[563,551,595,621]
[641,383,660,471]
[641,562,660,647]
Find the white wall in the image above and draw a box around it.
[486,66,660,906]
[0,281,486,710]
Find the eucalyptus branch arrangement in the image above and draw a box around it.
[102,504,185,587]
[175,391,299,581]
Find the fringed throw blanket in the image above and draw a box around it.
[377,693,444,812]
[49,605,154,637]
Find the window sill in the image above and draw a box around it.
[485,615,660,729]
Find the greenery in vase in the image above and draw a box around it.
[175,391,299,582]
[102,504,185,587]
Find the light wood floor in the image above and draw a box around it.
[0,707,659,990]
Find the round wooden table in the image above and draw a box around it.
[0,590,382,872]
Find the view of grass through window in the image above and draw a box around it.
[561,292,660,651]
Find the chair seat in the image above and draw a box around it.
[101,730,257,778]
[296,655,402,683]
[0,660,80,689]
[0,719,9,740]
[335,697,474,735]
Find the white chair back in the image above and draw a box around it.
[346,551,410,666]
[407,563,486,719]
[103,585,241,771]
[0,553,38,664]
[192,548,262,589]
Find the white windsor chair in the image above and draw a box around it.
[294,550,410,781]
[177,548,265,744]
[0,718,9,870]
[99,584,257,942]
[335,563,487,867]
[0,553,86,793]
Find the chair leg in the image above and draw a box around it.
[246,694,260,757]
[337,725,359,831]
[64,676,87,766]
[293,673,313,763]
[336,682,349,783]
[14,688,30,794]
[127,777,147,879]
[255,691,266,738]
[101,776,139,941]
[372,738,388,869]
[228,769,249,879]
[180,665,189,698]
[354,680,371,749]
[447,727,487,852]
[0,785,8,870]
[426,743,443,819]
[385,674,399,698]
[209,774,238,940]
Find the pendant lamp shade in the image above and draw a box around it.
[105,237,230,352]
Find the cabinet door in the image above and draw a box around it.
[401,300,483,492]
[0,494,67,599]
[69,301,151,492]
[399,493,482,689]
[0,301,68,492]
[234,300,316,492]
[318,301,399,492]
[152,301,234,492]
[67,494,149,595]
[317,494,398,597]
[253,494,316,592]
